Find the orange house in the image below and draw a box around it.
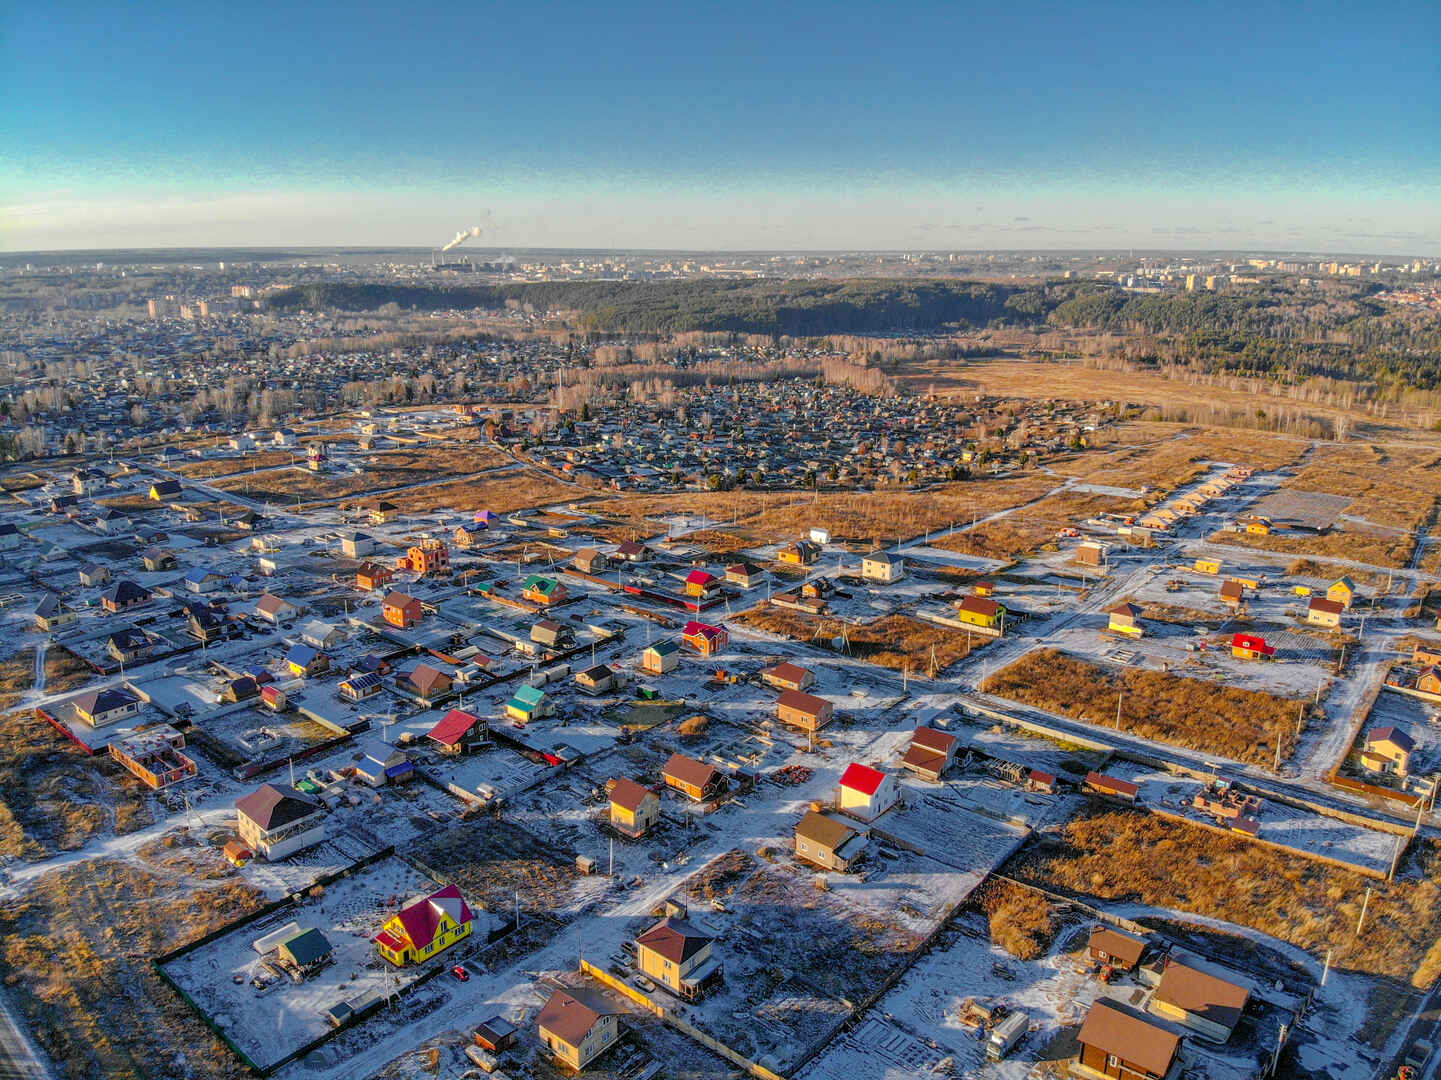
[383,591,423,628]
[357,562,393,592]
[398,538,450,576]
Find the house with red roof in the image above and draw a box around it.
[1230,632,1275,661]
[684,569,721,598]
[427,709,486,755]
[682,620,728,656]
[374,883,474,967]
[837,762,900,821]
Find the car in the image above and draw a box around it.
[633,975,657,992]
[451,964,469,982]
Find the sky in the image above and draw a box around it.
[2,0,1439,254]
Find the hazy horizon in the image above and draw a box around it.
[4,0,1439,255]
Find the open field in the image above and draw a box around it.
[214,445,510,503]
[1208,527,1416,570]
[980,647,1308,767]
[737,608,987,674]
[173,450,298,477]
[1285,443,1441,532]
[972,877,1060,960]
[0,842,264,1080]
[1008,806,1441,988]
[1052,423,1308,487]
[932,488,1133,559]
[377,470,579,515]
[43,646,97,696]
[594,475,1059,546]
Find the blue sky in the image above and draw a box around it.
[3,0,1438,252]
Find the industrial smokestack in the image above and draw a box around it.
[441,225,482,253]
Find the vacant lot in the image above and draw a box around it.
[595,475,1059,546]
[972,877,1060,960]
[738,609,986,674]
[1010,806,1441,989]
[43,646,96,696]
[215,444,510,504]
[933,489,1132,559]
[1208,526,1415,570]
[379,470,579,515]
[1287,443,1441,533]
[980,648,1307,767]
[173,450,297,478]
[0,844,263,1080]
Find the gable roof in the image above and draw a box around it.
[762,661,812,685]
[383,590,420,609]
[795,808,859,850]
[958,595,1001,617]
[664,751,718,789]
[1367,725,1415,752]
[286,643,320,668]
[428,709,483,746]
[1077,999,1180,1077]
[1154,959,1250,1032]
[408,663,451,694]
[256,593,294,615]
[777,688,830,716]
[1308,596,1345,615]
[536,987,617,1046]
[394,883,473,951]
[609,777,655,812]
[1088,926,1147,966]
[910,726,957,754]
[839,762,887,796]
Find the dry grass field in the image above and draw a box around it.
[596,475,1059,547]
[42,647,97,696]
[173,450,298,477]
[980,648,1307,767]
[1208,527,1416,570]
[379,470,579,515]
[1010,806,1441,990]
[214,445,510,503]
[972,878,1060,960]
[1286,443,1441,532]
[1052,424,1308,491]
[737,608,987,674]
[0,842,263,1080]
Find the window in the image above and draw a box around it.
[1108,1055,1120,1068]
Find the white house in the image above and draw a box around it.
[254,593,302,625]
[861,550,905,583]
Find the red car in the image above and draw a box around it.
[452,964,469,982]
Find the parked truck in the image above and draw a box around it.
[986,1011,1028,1061]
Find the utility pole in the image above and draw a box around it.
[1389,833,1405,882]
[1356,885,1372,936]
[1321,948,1332,987]
[1115,685,1123,730]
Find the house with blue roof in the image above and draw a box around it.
[285,643,329,678]
[505,684,552,723]
[183,567,226,594]
[353,742,411,787]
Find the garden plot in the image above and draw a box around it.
[195,703,344,766]
[1347,690,1441,794]
[159,854,442,1072]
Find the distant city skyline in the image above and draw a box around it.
[3,0,1438,254]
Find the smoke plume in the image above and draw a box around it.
[441,225,482,252]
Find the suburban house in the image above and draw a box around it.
[1087,926,1148,972]
[285,643,329,678]
[1194,557,1222,575]
[33,592,77,632]
[1218,580,1245,609]
[776,688,834,732]
[573,547,610,574]
[1420,667,1441,695]
[642,639,682,674]
[382,591,423,629]
[149,479,182,501]
[1149,959,1250,1043]
[1361,726,1414,777]
[957,595,1005,631]
[255,593,302,625]
[900,726,959,781]
[188,608,227,644]
[339,671,384,702]
[1075,540,1105,567]
[522,575,568,605]
[374,883,474,967]
[369,501,398,524]
[663,752,724,801]
[101,580,151,613]
[1075,998,1180,1080]
[635,916,723,1000]
[1328,576,1357,609]
[107,626,157,664]
[1306,596,1344,628]
[607,778,660,837]
[141,546,176,572]
[575,664,616,695]
[356,562,393,591]
[403,663,453,703]
[615,539,649,562]
[536,987,620,1071]
[760,661,815,692]
[684,569,721,597]
[682,620,728,656]
[777,539,821,566]
[1230,633,1275,661]
[234,783,326,861]
[531,619,571,649]
[397,538,450,576]
[301,619,346,649]
[108,727,197,790]
[353,741,412,786]
[837,762,900,821]
[339,531,376,558]
[505,684,552,722]
[794,809,868,871]
[183,567,226,594]
[861,549,905,583]
[428,709,486,754]
[74,686,142,727]
[725,563,765,588]
[1107,603,1143,637]
[78,563,110,587]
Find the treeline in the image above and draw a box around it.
[267,279,1037,335]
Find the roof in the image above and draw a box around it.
[863,549,898,564]
[280,927,332,967]
[685,569,716,585]
[235,783,323,830]
[1308,596,1345,615]
[1219,580,1245,598]
[645,639,681,656]
[664,752,718,789]
[578,663,614,682]
[910,726,957,754]
[762,661,813,685]
[102,580,149,604]
[1154,959,1250,1032]
[795,808,860,850]
[34,592,64,617]
[636,917,712,964]
[256,593,293,615]
[428,708,483,746]
[777,688,830,717]
[1108,602,1141,619]
[839,762,888,796]
[394,883,473,951]
[341,671,384,691]
[958,595,1001,617]
[383,590,420,609]
[408,663,451,694]
[74,686,138,715]
[1330,576,1356,591]
[609,777,655,812]
[1088,926,1147,966]
[1077,999,1180,1076]
[1230,633,1274,655]
[1085,771,1140,797]
[511,684,546,707]
[1368,725,1415,752]
[286,643,320,668]
[682,620,724,639]
[536,987,617,1046]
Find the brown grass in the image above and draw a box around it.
[1285,443,1441,533]
[974,878,1059,959]
[1209,527,1415,570]
[380,471,579,515]
[0,846,263,1080]
[1286,558,1391,590]
[737,609,987,674]
[933,489,1133,559]
[1010,806,1441,987]
[981,648,1307,767]
[214,445,510,504]
[42,647,95,696]
[173,450,297,477]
